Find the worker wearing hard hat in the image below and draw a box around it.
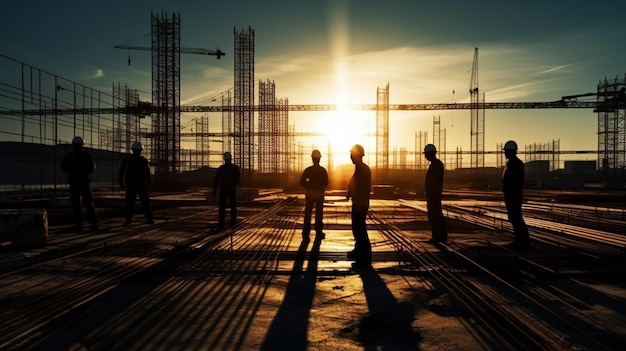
[424,144,448,244]
[212,151,241,229]
[502,140,530,250]
[346,144,372,269]
[299,149,329,240]
[60,136,98,232]
[119,141,154,225]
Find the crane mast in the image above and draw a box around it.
[470,47,485,168]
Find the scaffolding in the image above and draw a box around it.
[195,116,210,169]
[234,26,255,173]
[151,12,181,183]
[258,79,274,173]
[277,98,289,174]
[455,147,462,169]
[597,75,626,174]
[525,139,560,171]
[376,83,389,177]
[112,83,143,153]
[0,54,119,194]
[257,80,289,175]
[288,124,297,180]
[470,47,485,168]
[415,131,428,170]
[432,115,447,169]
[398,147,408,170]
[221,90,233,155]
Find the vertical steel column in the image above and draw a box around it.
[234,26,255,177]
[151,12,180,184]
[376,83,389,179]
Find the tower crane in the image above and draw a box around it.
[111,13,228,184]
[114,44,224,65]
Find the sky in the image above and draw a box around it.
[2,0,625,169]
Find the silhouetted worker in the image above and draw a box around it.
[119,141,154,225]
[60,136,98,232]
[300,149,329,240]
[346,144,372,269]
[502,140,530,250]
[213,152,241,229]
[424,143,447,244]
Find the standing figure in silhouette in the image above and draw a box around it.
[300,149,329,240]
[119,141,154,225]
[213,152,241,229]
[502,140,530,250]
[424,143,447,244]
[60,136,98,232]
[346,144,372,269]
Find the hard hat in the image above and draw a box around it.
[72,136,84,145]
[223,152,232,160]
[131,141,143,151]
[311,149,322,158]
[503,140,518,151]
[350,144,365,156]
[423,144,437,153]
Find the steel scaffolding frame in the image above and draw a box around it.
[258,80,289,174]
[597,75,626,173]
[470,47,485,168]
[525,139,560,171]
[222,90,233,155]
[234,27,255,173]
[258,80,276,173]
[196,116,210,168]
[415,131,428,170]
[433,116,446,168]
[376,83,389,176]
[151,11,181,182]
[112,83,142,153]
[277,98,289,174]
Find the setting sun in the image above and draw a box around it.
[323,109,373,169]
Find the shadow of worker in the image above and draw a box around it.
[355,268,422,349]
[261,236,322,351]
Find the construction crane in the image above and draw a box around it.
[469,47,484,168]
[114,44,225,65]
[113,13,226,183]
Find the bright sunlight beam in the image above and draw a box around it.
[323,109,373,169]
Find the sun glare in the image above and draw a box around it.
[323,109,372,169]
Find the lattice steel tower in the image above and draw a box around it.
[234,27,255,173]
[597,75,626,174]
[258,80,289,175]
[258,79,275,173]
[112,83,142,153]
[376,83,389,177]
[221,90,233,155]
[151,12,181,182]
[470,47,485,168]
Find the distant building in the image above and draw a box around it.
[564,161,596,176]
[525,160,550,177]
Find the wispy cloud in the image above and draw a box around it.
[537,65,568,74]
[92,69,104,78]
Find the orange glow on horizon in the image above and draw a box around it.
[318,109,374,170]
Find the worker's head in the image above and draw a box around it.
[350,144,365,164]
[223,151,232,163]
[131,141,143,155]
[71,136,84,151]
[424,144,437,161]
[423,144,437,161]
[502,140,518,159]
[311,149,321,164]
